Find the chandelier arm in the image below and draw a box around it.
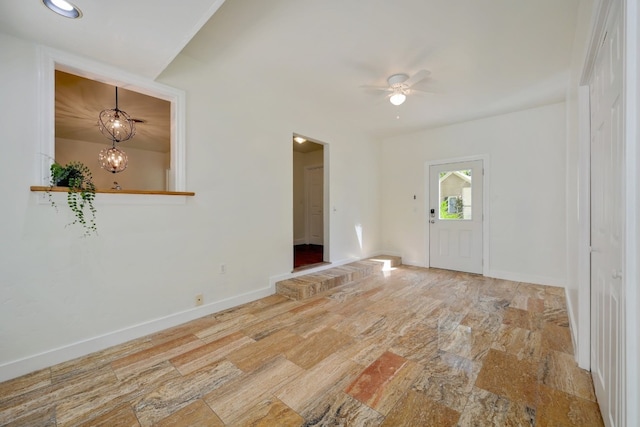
[97,86,135,143]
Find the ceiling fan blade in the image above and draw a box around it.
[408,87,437,95]
[360,85,392,92]
[404,69,431,88]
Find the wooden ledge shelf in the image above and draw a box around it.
[30,186,195,196]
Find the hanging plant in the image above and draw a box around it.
[48,161,97,236]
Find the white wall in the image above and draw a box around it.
[56,138,169,190]
[293,149,323,244]
[0,33,381,380]
[380,103,567,286]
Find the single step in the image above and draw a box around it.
[276,255,402,300]
[366,255,402,270]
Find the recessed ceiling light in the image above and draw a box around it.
[42,0,82,19]
[294,136,307,144]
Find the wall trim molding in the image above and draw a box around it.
[576,84,592,370]
[624,0,640,423]
[377,250,403,259]
[1,254,570,383]
[487,269,566,288]
[580,0,611,84]
[36,46,187,192]
[0,286,272,383]
[399,259,426,268]
[565,284,580,364]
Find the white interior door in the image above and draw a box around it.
[589,1,624,425]
[429,160,483,274]
[306,165,323,245]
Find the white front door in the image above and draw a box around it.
[589,1,624,425]
[306,165,323,245]
[429,160,483,274]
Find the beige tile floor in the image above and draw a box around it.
[0,266,604,426]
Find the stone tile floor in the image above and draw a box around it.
[0,266,603,426]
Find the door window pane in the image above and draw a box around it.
[439,170,472,220]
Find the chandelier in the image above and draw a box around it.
[98,144,128,174]
[98,87,135,142]
[98,87,135,173]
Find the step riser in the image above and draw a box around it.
[276,256,402,301]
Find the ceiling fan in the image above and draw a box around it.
[363,69,431,105]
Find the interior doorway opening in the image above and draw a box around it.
[292,134,328,271]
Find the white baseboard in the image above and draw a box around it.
[4,259,565,383]
[0,286,272,383]
[564,285,583,368]
[487,269,566,287]
[399,259,427,268]
[293,238,306,246]
[372,250,403,258]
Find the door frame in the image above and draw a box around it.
[577,0,614,375]
[424,154,490,276]
[625,1,640,421]
[577,0,639,423]
[292,134,331,266]
[576,85,592,371]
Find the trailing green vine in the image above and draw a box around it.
[48,161,97,236]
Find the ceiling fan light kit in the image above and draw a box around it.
[388,74,409,105]
[387,73,410,87]
[389,92,406,106]
[363,70,432,106]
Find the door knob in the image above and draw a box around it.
[429,219,435,224]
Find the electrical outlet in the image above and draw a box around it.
[195,294,203,306]
[220,264,226,274]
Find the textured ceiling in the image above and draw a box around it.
[0,0,581,141]
[0,0,226,79]
[181,0,581,138]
